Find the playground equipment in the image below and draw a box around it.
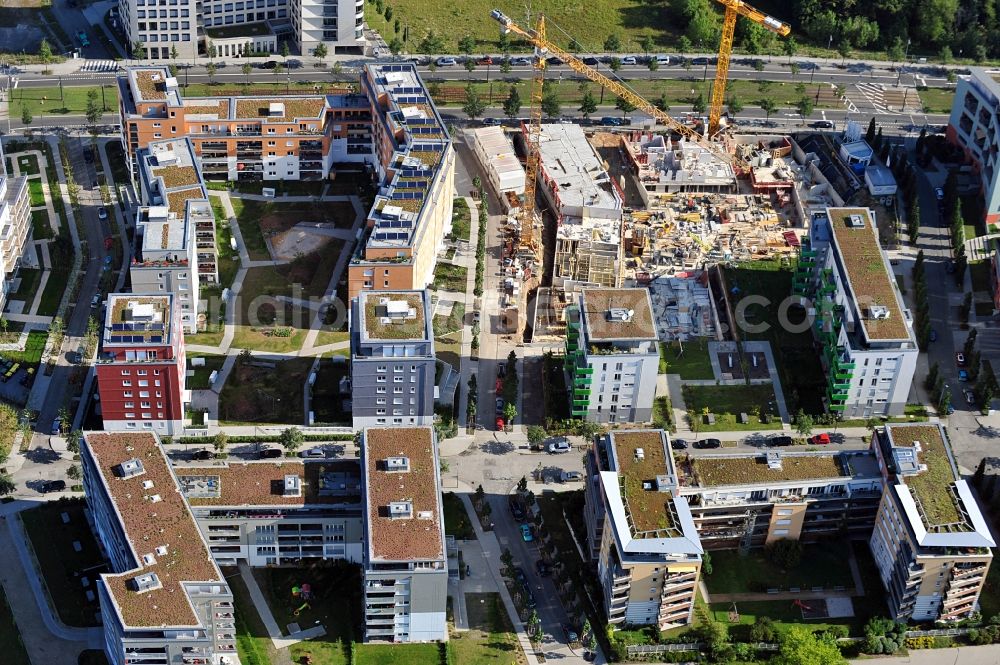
[791,599,813,612]
[727,602,740,623]
[294,602,311,616]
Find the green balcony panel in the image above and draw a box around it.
[829,403,847,412]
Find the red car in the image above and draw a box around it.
[479,55,494,65]
[496,416,505,431]
[495,378,503,392]
[808,433,831,445]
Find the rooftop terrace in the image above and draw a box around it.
[167,187,207,218]
[364,427,444,562]
[177,461,359,506]
[581,288,658,342]
[103,295,172,346]
[827,207,909,341]
[233,98,326,121]
[611,430,679,538]
[85,432,222,628]
[886,424,966,531]
[133,69,170,101]
[360,292,427,341]
[685,452,851,487]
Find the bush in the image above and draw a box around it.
[749,616,775,643]
[765,538,802,568]
[905,636,935,649]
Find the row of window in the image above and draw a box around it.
[374,417,418,424]
[375,376,417,383]
[121,369,160,376]
[139,33,193,43]
[121,380,161,387]
[122,391,162,398]
[205,0,284,12]
[375,398,416,405]
[376,387,415,394]
[136,8,190,17]
[137,21,191,30]
[125,412,166,419]
[124,402,164,409]
[376,409,417,416]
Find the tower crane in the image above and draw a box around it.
[707,0,790,136]
[490,9,748,179]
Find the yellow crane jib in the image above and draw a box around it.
[489,8,749,173]
[708,0,790,137]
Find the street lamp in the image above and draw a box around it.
[896,39,911,86]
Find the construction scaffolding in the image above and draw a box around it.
[647,272,720,341]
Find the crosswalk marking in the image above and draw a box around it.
[79,60,122,73]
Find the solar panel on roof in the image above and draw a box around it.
[150,336,162,343]
[112,323,125,331]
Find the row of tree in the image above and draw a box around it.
[912,251,933,351]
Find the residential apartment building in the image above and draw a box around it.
[671,448,883,551]
[564,288,660,423]
[360,427,448,642]
[95,294,187,435]
[116,0,364,61]
[347,64,455,300]
[81,432,235,665]
[176,460,364,565]
[0,175,30,314]
[469,125,525,196]
[583,430,703,629]
[794,207,918,417]
[350,289,435,429]
[134,137,214,330]
[870,423,995,622]
[947,67,1000,225]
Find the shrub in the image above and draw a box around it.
[749,616,775,643]
[905,636,935,649]
[765,538,802,568]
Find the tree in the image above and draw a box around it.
[692,93,706,113]
[789,62,800,78]
[418,30,446,54]
[654,93,670,112]
[576,420,603,440]
[526,425,546,448]
[0,473,14,497]
[462,85,485,119]
[213,431,229,454]
[67,465,81,480]
[464,58,476,73]
[383,4,393,21]
[966,328,979,358]
[639,34,655,56]
[698,618,729,659]
[66,429,82,454]
[766,538,802,568]
[475,483,486,506]
[647,58,659,72]
[38,38,53,64]
[20,105,32,126]
[541,91,560,119]
[609,56,622,74]
[132,40,146,62]
[568,38,582,52]
[578,89,598,118]
[527,609,541,637]
[938,386,952,416]
[887,38,906,67]
[280,40,289,64]
[837,42,851,65]
[85,88,103,131]
[500,58,512,74]
[773,626,846,665]
[279,427,304,452]
[702,551,713,575]
[458,35,475,56]
[726,95,743,120]
[502,85,521,118]
[795,96,814,123]
[517,475,528,493]
[615,95,636,121]
[170,44,179,64]
[750,616,776,643]
[206,61,218,85]
[783,36,797,63]
[388,37,404,55]
[331,61,344,79]
[241,62,253,86]
[313,42,328,66]
[604,34,622,52]
[759,97,777,121]
[925,361,940,391]
[503,402,517,428]
[794,409,814,437]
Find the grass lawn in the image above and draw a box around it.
[311,359,350,424]
[231,325,308,353]
[36,267,70,316]
[27,179,44,207]
[682,383,781,431]
[705,540,854,594]
[433,263,468,292]
[219,356,312,423]
[979,553,1000,620]
[16,154,40,176]
[660,339,714,379]
[211,200,240,290]
[450,197,472,242]
[13,84,119,116]
[970,260,992,293]
[104,140,131,189]
[20,499,106,627]
[450,592,522,665]
[722,264,826,415]
[443,492,476,540]
[187,354,227,390]
[10,268,41,300]
[435,332,462,373]
[185,328,226,348]
[356,645,440,665]
[918,87,955,114]
[314,330,349,347]
[223,568,282,665]
[433,302,466,337]
[30,208,53,239]
[1,329,48,364]
[0,588,30,665]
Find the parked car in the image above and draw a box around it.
[691,57,709,65]
[535,560,552,576]
[811,120,834,129]
[654,54,671,65]
[497,361,507,378]
[482,117,501,126]
[768,435,793,447]
[509,497,526,521]
[547,439,571,454]
[40,479,66,493]
[620,56,637,65]
[520,523,534,542]
[965,388,976,404]
[91,294,102,308]
[191,449,215,461]
[808,433,831,445]
[478,55,494,65]
[496,416,505,431]
[435,57,457,67]
[563,624,579,642]
[98,207,108,220]
[959,369,970,382]
[509,57,531,66]
[300,447,326,458]
[259,447,283,459]
[600,116,623,126]
[670,438,688,450]
[693,438,721,449]
[546,56,564,65]
[935,187,945,201]
[523,587,537,608]
[956,352,967,367]
[582,56,600,66]
[255,60,277,69]
[929,328,937,342]
[513,567,528,586]
[495,397,505,415]
[50,418,61,435]
[560,470,583,482]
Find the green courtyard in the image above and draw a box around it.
[704,540,855,594]
[682,383,781,431]
[660,339,714,379]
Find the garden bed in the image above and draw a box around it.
[682,383,782,431]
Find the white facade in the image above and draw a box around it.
[294,0,365,57]
[470,126,525,195]
[0,176,30,314]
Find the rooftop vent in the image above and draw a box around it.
[116,458,146,479]
[385,456,410,472]
[128,572,162,594]
[142,480,154,490]
[155,545,168,557]
[655,474,675,492]
[608,308,635,323]
[766,451,783,470]
[141,553,157,566]
[417,510,433,520]
[283,474,302,497]
[384,300,416,320]
[389,500,413,519]
[866,305,891,320]
[268,102,285,117]
[149,494,162,503]
[634,448,645,461]
[846,213,865,228]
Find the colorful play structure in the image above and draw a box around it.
[292,583,314,616]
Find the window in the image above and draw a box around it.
[137,370,148,376]
[139,391,150,398]
[121,369,131,376]
[123,380,132,387]
[123,391,133,398]
[138,380,149,387]
[125,402,135,409]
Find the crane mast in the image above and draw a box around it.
[708,0,790,136]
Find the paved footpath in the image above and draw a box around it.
[853,644,1000,664]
